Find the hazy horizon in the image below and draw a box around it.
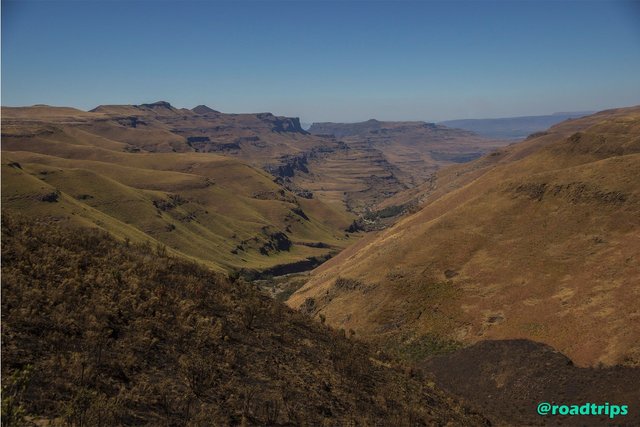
[2,0,640,122]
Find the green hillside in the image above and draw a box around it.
[2,106,355,273]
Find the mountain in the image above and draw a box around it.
[289,106,640,367]
[1,104,354,275]
[191,104,220,115]
[439,111,594,139]
[2,102,509,276]
[308,119,508,191]
[1,215,487,426]
[86,102,413,212]
[3,103,507,216]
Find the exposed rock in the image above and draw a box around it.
[186,136,211,143]
[256,113,308,134]
[116,116,145,128]
[38,190,60,203]
[266,153,310,178]
[140,101,175,110]
[259,231,292,255]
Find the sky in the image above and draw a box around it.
[2,0,640,122]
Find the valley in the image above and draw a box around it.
[4,1,638,425]
[289,106,640,368]
[1,102,505,275]
[3,102,639,426]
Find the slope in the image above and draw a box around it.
[422,340,640,426]
[25,102,504,214]
[289,106,640,367]
[1,215,487,426]
[1,106,354,273]
[89,102,410,212]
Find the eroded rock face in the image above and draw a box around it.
[257,113,308,134]
[266,154,310,178]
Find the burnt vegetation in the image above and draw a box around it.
[1,215,485,426]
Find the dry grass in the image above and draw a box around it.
[289,106,640,367]
[1,105,358,273]
[1,215,487,426]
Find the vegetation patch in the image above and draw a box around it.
[334,277,365,291]
[386,333,463,363]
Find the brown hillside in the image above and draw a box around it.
[289,106,640,367]
[423,340,640,426]
[1,215,487,426]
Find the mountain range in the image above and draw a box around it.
[1,102,507,275]
[3,101,639,426]
[440,111,594,139]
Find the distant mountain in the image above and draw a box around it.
[439,111,593,139]
[191,104,220,115]
[308,119,508,196]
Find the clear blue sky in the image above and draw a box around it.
[2,0,639,122]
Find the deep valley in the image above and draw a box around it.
[2,102,639,426]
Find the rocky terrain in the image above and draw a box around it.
[1,104,355,274]
[1,102,504,274]
[309,119,506,189]
[8,101,502,214]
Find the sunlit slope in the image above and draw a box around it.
[3,103,505,214]
[2,108,355,272]
[289,106,640,366]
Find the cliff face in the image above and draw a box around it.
[256,113,308,134]
[307,119,506,189]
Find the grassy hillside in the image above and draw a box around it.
[1,215,487,426]
[289,106,640,367]
[2,103,504,217]
[2,106,355,273]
